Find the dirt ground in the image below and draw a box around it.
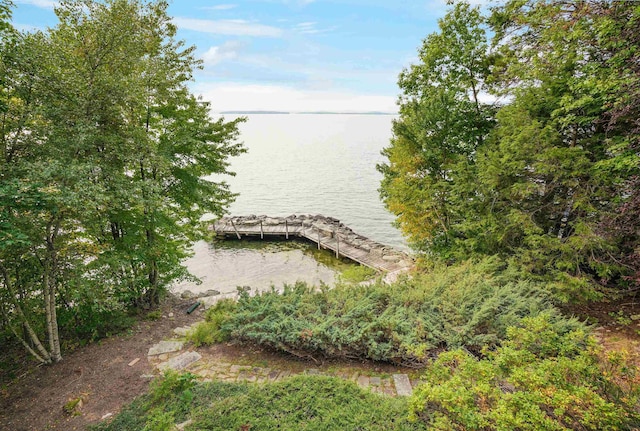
[2,294,640,431]
[0,297,203,431]
[0,296,416,431]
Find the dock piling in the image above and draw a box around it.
[230,219,241,240]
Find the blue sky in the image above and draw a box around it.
[11,0,457,112]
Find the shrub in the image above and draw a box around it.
[223,258,569,365]
[188,299,236,347]
[409,314,640,430]
[58,305,136,347]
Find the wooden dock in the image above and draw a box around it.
[213,215,413,274]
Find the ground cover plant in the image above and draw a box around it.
[91,372,425,431]
[409,314,640,430]
[192,258,571,367]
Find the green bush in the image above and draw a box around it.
[223,258,569,365]
[409,314,640,430]
[57,305,136,347]
[188,299,236,347]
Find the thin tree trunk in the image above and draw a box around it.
[0,305,48,364]
[44,221,62,362]
[0,263,52,363]
[49,282,61,361]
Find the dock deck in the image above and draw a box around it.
[213,215,413,274]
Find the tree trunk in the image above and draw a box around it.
[44,222,62,362]
[0,263,52,363]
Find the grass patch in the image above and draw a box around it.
[340,265,378,283]
[91,373,424,431]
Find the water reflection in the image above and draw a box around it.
[172,239,355,295]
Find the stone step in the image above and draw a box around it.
[148,337,415,398]
[158,351,202,371]
[148,340,184,356]
[392,374,413,396]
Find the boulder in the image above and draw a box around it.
[180,290,195,300]
[382,255,401,262]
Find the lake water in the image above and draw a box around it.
[174,114,406,295]
[223,114,404,249]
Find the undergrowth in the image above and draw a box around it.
[340,265,378,283]
[188,299,236,347]
[410,314,640,430]
[217,258,574,366]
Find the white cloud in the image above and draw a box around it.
[173,17,283,37]
[195,83,397,113]
[293,21,335,35]
[16,0,57,9]
[202,41,245,66]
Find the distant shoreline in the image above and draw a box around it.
[217,111,398,115]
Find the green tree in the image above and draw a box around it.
[378,2,495,255]
[382,1,640,297]
[0,0,244,363]
[475,0,640,294]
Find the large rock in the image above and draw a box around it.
[180,290,195,299]
[148,340,184,356]
[157,351,202,371]
[198,289,220,298]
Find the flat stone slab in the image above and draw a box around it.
[357,375,370,388]
[393,374,413,396]
[230,364,251,373]
[148,340,184,356]
[173,326,191,337]
[158,351,202,371]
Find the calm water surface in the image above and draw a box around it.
[224,114,404,249]
[175,114,406,295]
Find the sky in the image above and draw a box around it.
[11,0,457,113]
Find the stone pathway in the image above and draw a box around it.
[147,324,420,397]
